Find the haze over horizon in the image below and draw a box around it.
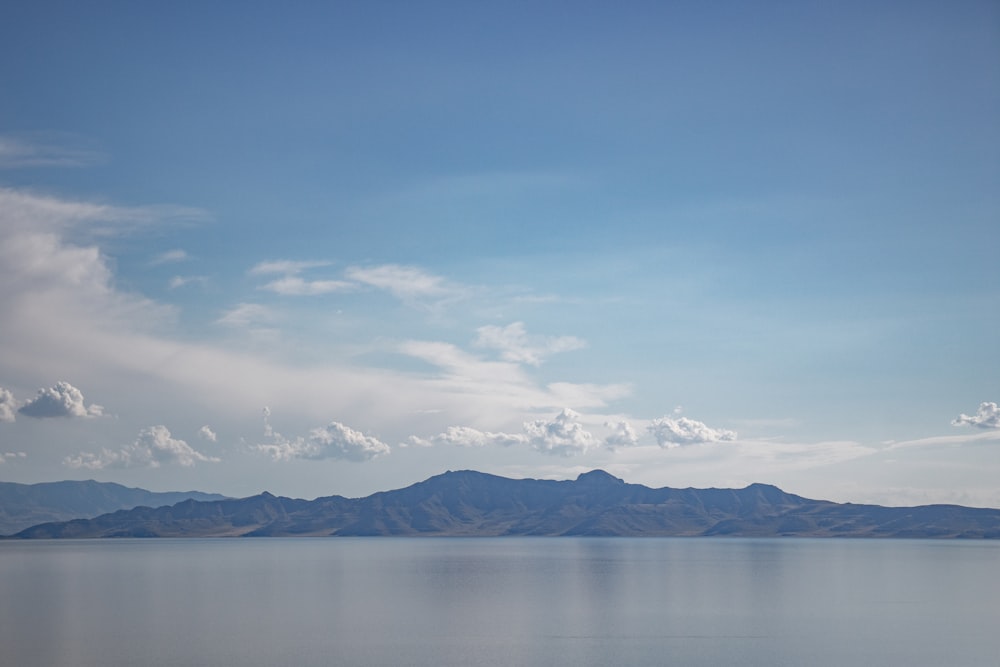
[1,2,998,507]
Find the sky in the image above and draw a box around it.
[1,1,998,506]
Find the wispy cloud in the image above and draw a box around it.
[346,264,466,306]
[0,133,106,169]
[215,303,275,328]
[150,249,190,265]
[885,429,1000,450]
[0,187,208,237]
[168,275,207,289]
[249,259,353,295]
[249,260,331,276]
[259,275,354,296]
[474,321,586,366]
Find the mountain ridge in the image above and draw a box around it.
[8,470,1000,539]
[0,479,228,535]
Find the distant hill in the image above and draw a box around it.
[9,470,1000,539]
[0,480,228,535]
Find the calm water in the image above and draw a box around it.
[1,538,997,666]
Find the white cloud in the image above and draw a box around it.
[346,264,464,304]
[249,260,331,276]
[0,388,17,422]
[260,275,354,296]
[18,381,104,419]
[168,275,207,289]
[604,420,639,450]
[65,425,220,469]
[257,418,390,462]
[150,249,189,265]
[248,259,353,296]
[408,409,599,457]
[647,416,736,448]
[524,408,597,456]
[886,429,1000,450]
[952,402,1000,429]
[407,425,527,449]
[215,303,275,328]
[198,425,218,442]
[0,451,27,464]
[398,340,627,417]
[474,321,586,366]
[0,186,207,239]
[0,186,634,471]
[0,133,105,169]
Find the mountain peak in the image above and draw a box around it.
[575,469,624,485]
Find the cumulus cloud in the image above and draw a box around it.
[604,420,639,450]
[17,381,104,419]
[524,408,597,456]
[0,387,17,422]
[952,402,1000,429]
[474,322,586,366]
[647,416,736,448]
[65,425,220,469]
[257,411,390,462]
[407,425,527,449]
[410,409,598,457]
[0,451,27,464]
[198,425,218,442]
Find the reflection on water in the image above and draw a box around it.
[1,538,997,667]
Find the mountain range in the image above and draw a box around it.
[0,480,227,535]
[7,470,1000,538]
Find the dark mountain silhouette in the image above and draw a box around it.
[0,480,228,535]
[8,470,1000,538]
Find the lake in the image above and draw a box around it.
[1,538,997,666]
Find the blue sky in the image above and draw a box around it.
[1,1,998,505]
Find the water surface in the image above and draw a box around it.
[1,538,997,666]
